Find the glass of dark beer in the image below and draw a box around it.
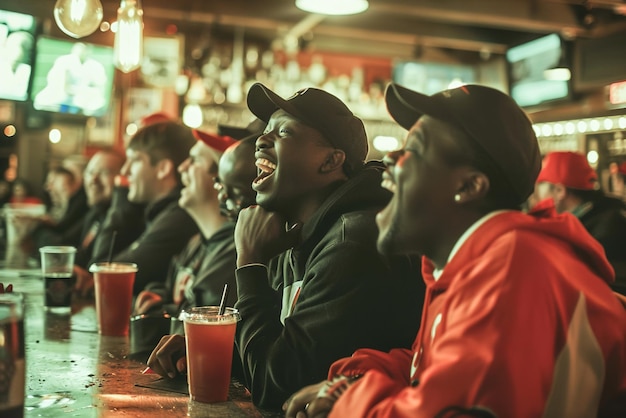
[39,246,76,314]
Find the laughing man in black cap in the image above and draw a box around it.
[226,83,424,408]
[284,83,626,418]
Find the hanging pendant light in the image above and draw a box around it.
[296,0,368,15]
[53,0,103,38]
[113,0,144,73]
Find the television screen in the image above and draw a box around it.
[506,33,571,108]
[392,61,476,95]
[30,36,115,117]
[0,10,37,101]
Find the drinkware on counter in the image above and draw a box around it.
[3,203,46,269]
[181,306,240,403]
[0,292,25,418]
[89,262,137,336]
[39,246,76,314]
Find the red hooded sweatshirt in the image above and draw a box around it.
[329,210,626,417]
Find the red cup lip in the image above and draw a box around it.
[89,262,138,273]
[180,306,240,323]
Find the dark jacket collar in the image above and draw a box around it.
[300,161,391,245]
[145,187,182,222]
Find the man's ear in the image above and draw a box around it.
[155,158,175,180]
[320,149,346,174]
[454,169,490,203]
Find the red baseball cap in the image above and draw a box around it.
[139,111,173,127]
[192,129,238,152]
[536,151,598,190]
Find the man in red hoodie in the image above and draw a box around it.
[285,84,626,418]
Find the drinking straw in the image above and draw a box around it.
[107,231,118,265]
[218,283,229,315]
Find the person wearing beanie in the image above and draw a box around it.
[285,84,626,418]
[151,84,424,409]
[533,151,626,295]
[80,121,199,295]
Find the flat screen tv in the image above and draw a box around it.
[30,36,115,117]
[392,61,476,95]
[506,33,572,108]
[0,10,37,101]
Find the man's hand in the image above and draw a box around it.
[146,334,187,379]
[234,205,302,267]
[73,265,94,297]
[134,291,163,315]
[283,381,334,418]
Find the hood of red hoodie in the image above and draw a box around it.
[423,210,615,288]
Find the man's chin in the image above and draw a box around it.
[376,218,402,257]
[376,232,393,257]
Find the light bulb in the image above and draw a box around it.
[114,0,143,73]
[54,0,103,39]
[296,0,369,15]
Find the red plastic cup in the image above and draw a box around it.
[89,262,137,336]
[0,292,25,417]
[181,306,240,403]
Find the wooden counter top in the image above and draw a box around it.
[2,270,281,418]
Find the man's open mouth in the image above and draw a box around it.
[254,158,276,186]
[381,172,397,193]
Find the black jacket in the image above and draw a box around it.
[144,222,239,331]
[33,187,89,249]
[74,201,111,269]
[91,187,198,294]
[577,194,626,295]
[234,162,425,408]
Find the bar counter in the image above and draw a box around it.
[3,269,282,418]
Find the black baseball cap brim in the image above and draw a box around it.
[218,118,266,140]
[247,83,309,125]
[384,82,542,205]
[386,83,461,131]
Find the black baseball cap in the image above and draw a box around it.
[385,83,542,205]
[217,118,266,140]
[246,83,368,174]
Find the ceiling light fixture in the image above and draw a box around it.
[113,0,144,73]
[53,0,103,38]
[296,0,369,15]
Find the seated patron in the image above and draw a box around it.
[30,165,88,249]
[532,151,626,295]
[284,84,626,418]
[9,178,42,205]
[135,129,257,319]
[150,84,425,409]
[79,121,198,295]
[73,150,125,273]
[145,133,258,377]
